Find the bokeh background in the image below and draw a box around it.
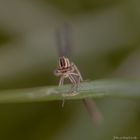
[0,0,140,140]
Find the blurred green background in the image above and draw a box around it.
[0,0,140,140]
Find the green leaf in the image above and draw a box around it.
[0,79,139,103]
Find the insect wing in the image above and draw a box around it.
[56,24,71,57]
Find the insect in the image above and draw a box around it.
[54,24,82,95]
[54,24,102,123]
[54,56,83,94]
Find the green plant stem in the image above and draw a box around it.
[0,79,139,103]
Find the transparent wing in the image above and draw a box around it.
[56,23,72,57]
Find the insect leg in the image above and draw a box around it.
[59,76,66,107]
[72,63,83,81]
[59,76,64,86]
[68,74,80,95]
[68,73,79,76]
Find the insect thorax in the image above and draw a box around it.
[54,57,75,75]
[58,56,71,69]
